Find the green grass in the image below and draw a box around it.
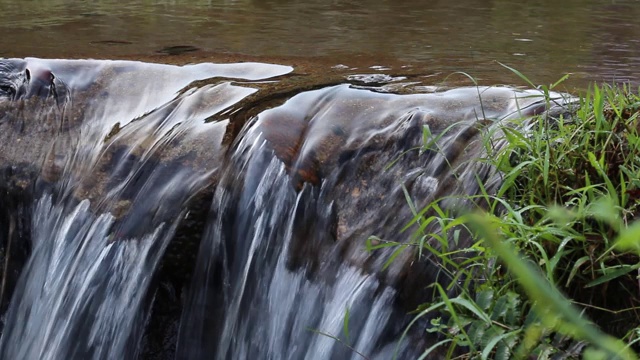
[386,74,640,359]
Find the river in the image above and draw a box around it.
[1,0,640,89]
[0,1,636,359]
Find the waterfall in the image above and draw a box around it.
[0,58,292,360]
[0,58,575,359]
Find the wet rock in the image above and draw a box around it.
[0,178,32,321]
[0,58,577,359]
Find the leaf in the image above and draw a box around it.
[504,293,521,326]
[550,74,571,89]
[342,307,351,345]
[566,256,591,287]
[547,205,576,228]
[586,153,617,202]
[426,317,445,333]
[422,124,434,151]
[543,143,550,187]
[481,331,516,360]
[394,302,446,359]
[587,151,601,173]
[468,320,488,347]
[365,236,400,251]
[480,325,505,348]
[382,245,408,271]
[495,335,518,360]
[585,263,640,288]
[475,289,494,311]
[491,295,509,321]
[467,212,637,360]
[614,220,640,253]
[497,62,537,88]
[447,71,479,86]
[449,297,492,324]
[417,339,453,360]
[583,347,611,360]
[514,321,544,358]
[501,126,530,149]
[417,235,427,258]
[588,196,620,229]
[402,184,418,217]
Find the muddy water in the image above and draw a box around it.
[1,0,640,89]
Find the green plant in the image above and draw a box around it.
[383,71,640,359]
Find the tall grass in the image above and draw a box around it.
[391,75,640,359]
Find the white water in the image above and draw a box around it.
[176,84,576,360]
[0,196,170,359]
[0,58,577,359]
[0,58,293,360]
[177,135,415,359]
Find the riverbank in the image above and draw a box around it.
[399,80,640,359]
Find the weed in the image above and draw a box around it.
[386,72,640,359]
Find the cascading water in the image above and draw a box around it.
[0,58,575,359]
[176,84,574,360]
[0,58,292,359]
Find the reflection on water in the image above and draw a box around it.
[1,0,639,89]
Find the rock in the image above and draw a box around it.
[0,58,577,358]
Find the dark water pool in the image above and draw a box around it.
[1,0,640,90]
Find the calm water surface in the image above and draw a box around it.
[1,1,639,88]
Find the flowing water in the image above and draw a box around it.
[0,1,632,359]
[2,0,640,88]
[0,59,293,359]
[0,57,576,359]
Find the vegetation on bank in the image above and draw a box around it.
[397,75,640,359]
